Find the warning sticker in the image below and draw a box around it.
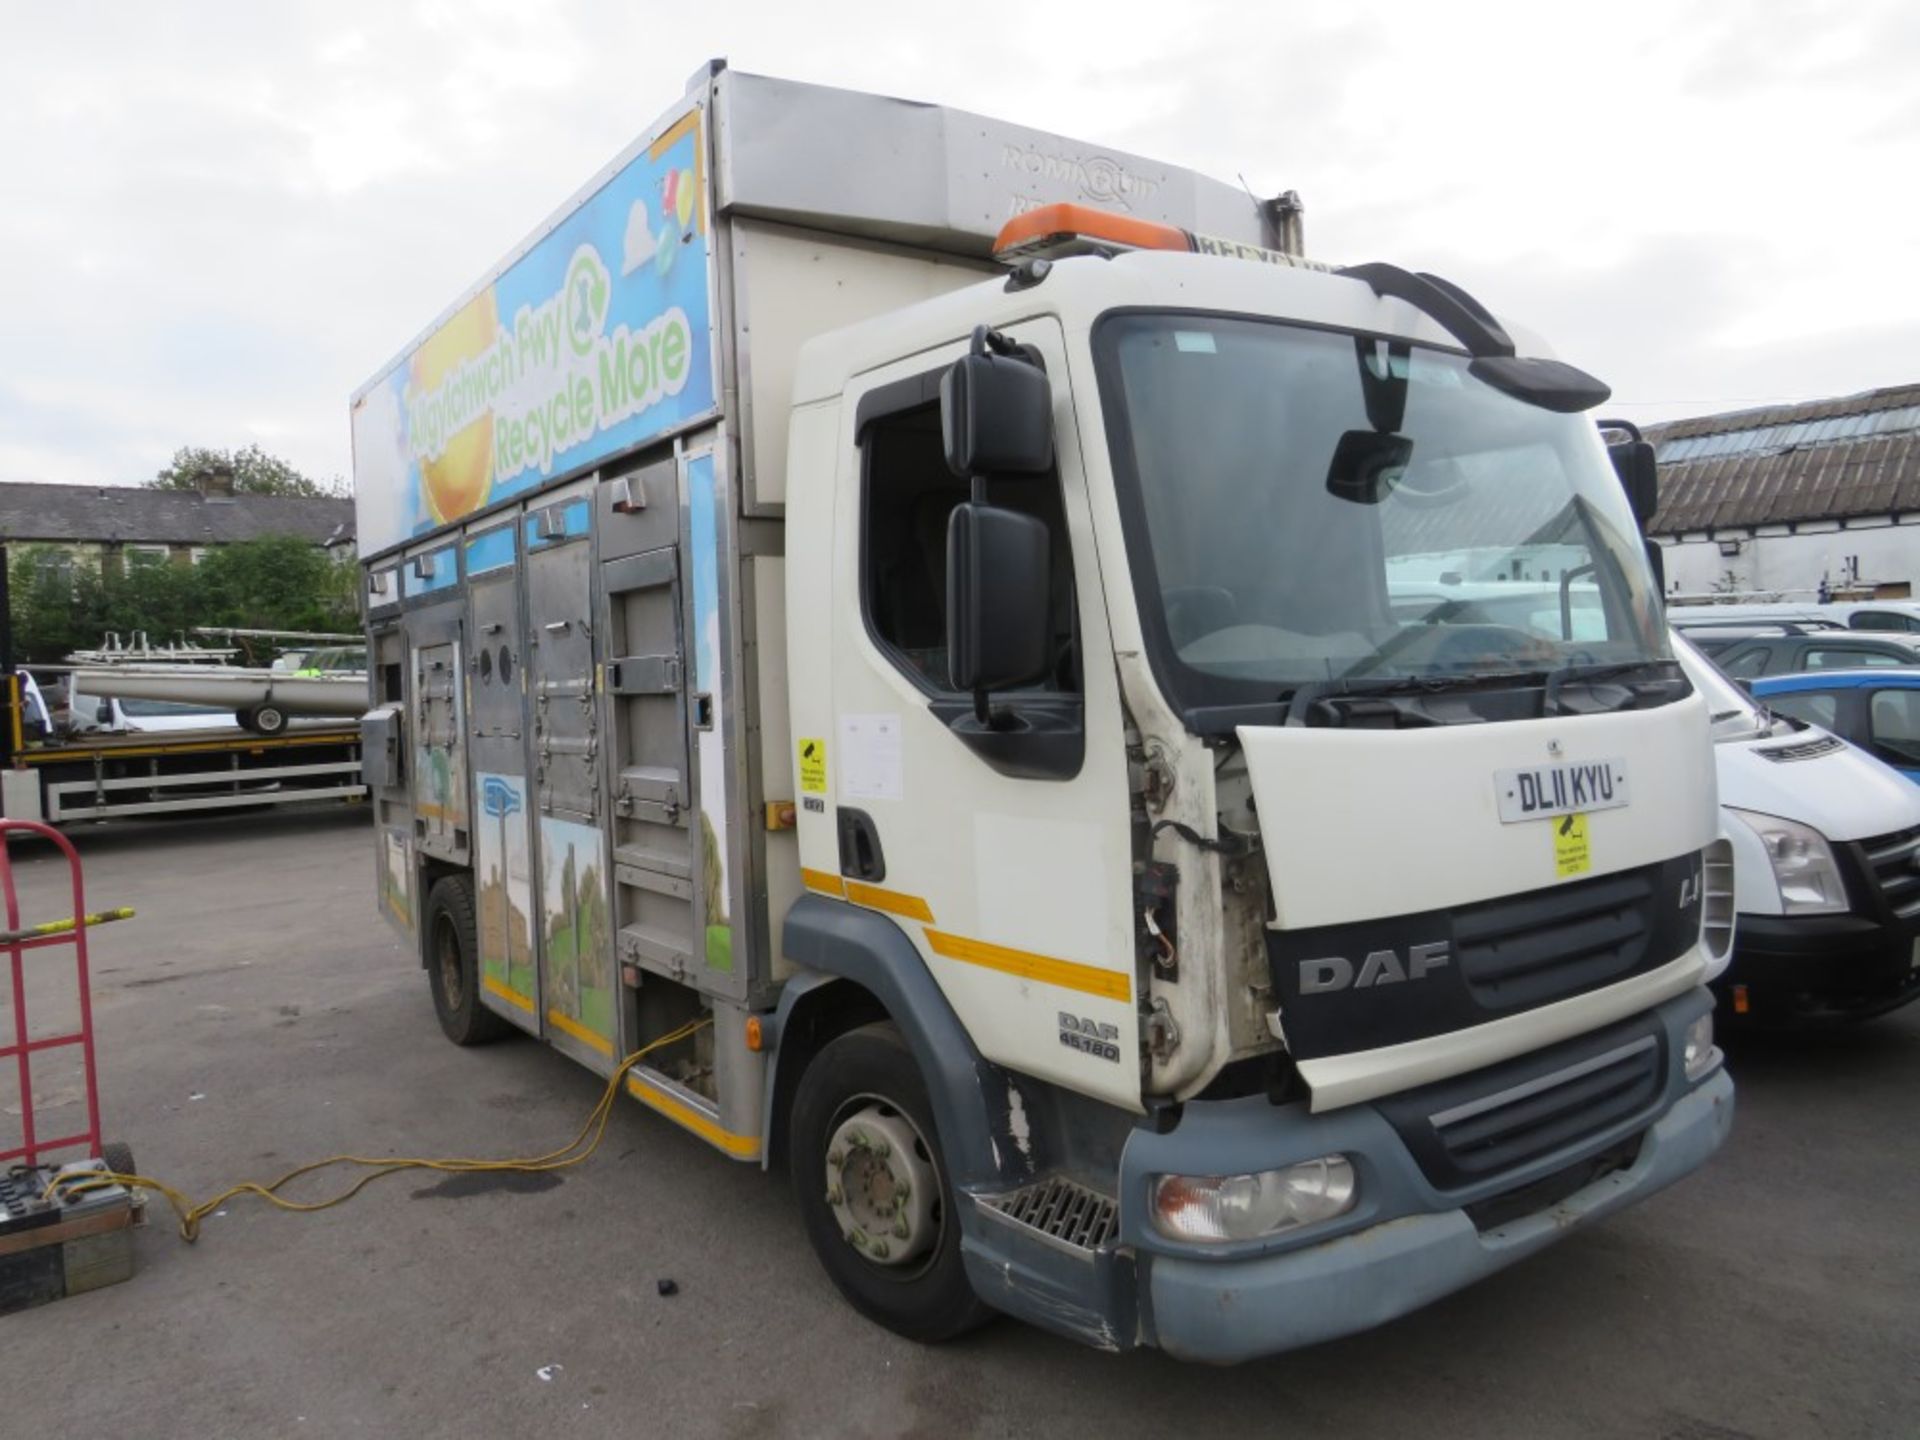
[797,737,828,794]
[1554,813,1591,878]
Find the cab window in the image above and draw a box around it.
[1765,691,1839,728]
[1869,690,1920,764]
[861,399,1076,694]
[1720,645,1772,678]
[1850,611,1920,632]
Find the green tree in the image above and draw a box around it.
[6,537,356,665]
[194,536,357,633]
[146,443,345,498]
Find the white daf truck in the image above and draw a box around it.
[351,62,1734,1361]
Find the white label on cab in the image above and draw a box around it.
[1495,759,1629,823]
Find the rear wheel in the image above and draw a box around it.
[424,876,511,1046]
[248,703,289,736]
[789,1023,990,1342]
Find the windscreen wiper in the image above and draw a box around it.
[1282,672,1516,727]
[1540,659,1683,716]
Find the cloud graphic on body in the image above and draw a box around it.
[622,199,657,275]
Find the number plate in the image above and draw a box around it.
[1495,759,1629,823]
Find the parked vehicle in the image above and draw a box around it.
[1676,636,1920,1024]
[1675,621,1842,657]
[1751,669,1920,781]
[1703,630,1920,678]
[354,64,1733,1362]
[1668,599,1920,633]
[66,672,235,735]
[2,674,364,825]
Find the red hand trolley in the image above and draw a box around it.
[0,818,139,1312]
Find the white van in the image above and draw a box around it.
[1675,632,1920,1023]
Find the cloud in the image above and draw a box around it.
[2,0,1915,489]
[621,200,657,276]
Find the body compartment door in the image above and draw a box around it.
[466,521,540,1032]
[524,487,619,1070]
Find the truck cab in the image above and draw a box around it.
[780,244,1734,1358]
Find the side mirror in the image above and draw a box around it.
[940,331,1053,478]
[1607,436,1660,528]
[947,503,1051,708]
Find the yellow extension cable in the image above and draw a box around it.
[42,1017,713,1242]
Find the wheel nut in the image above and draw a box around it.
[893,1220,910,1239]
[872,1241,891,1259]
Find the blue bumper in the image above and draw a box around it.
[1143,1066,1732,1362]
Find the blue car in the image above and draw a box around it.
[1750,669,1920,781]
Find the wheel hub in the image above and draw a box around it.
[823,1103,937,1267]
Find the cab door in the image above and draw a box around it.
[821,319,1141,1108]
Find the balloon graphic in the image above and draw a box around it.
[675,167,696,231]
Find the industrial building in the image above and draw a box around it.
[1648,382,1920,601]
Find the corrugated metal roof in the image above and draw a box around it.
[1646,383,1920,534]
[0,483,353,547]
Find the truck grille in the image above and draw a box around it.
[1861,825,1920,921]
[1427,1036,1663,1185]
[1452,865,1658,1011]
[1757,734,1845,762]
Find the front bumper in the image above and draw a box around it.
[1721,912,1920,1023]
[1113,987,1729,1363]
[1142,1068,1731,1363]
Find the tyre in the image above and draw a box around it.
[424,876,511,1046]
[789,1022,990,1342]
[248,703,289,736]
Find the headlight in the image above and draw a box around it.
[1151,1156,1357,1243]
[1728,809,1848,914]
[1683,1012,1720,1081]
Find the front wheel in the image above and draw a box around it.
[423,876,511,1046]
[789,1023,990,1342]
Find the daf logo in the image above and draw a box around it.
[1298,943,1450,995]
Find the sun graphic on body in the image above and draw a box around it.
[411,289,499,524]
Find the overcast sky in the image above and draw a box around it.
[3,0,1914,488]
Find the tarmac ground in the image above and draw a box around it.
[1,806,1915,1438]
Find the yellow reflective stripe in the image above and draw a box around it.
[800,867,846,898]
[546,1007,614,1057]
[482,976,535,1013]
[924,929,1131,1002]
[844,881,935,924]
[626,1075,760,1158]
[19,730,354,766]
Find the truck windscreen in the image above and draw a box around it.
[1094,312,1670,715]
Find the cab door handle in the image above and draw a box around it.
[837,808,886,884]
